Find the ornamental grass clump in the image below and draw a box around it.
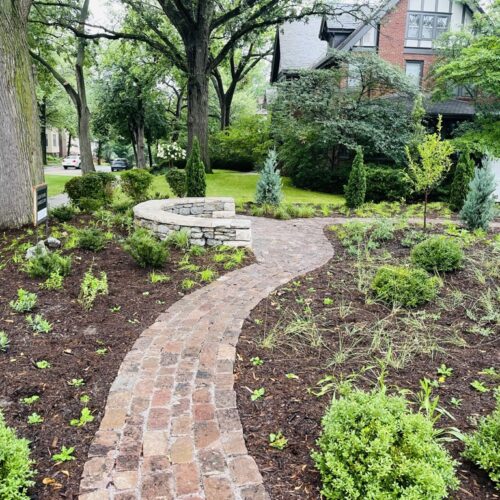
[411,236,464,272]
[255,149,283,206]
[312,387,458,500]
[123,228,169,268]
[463,395,500,487]
[0,411,35,499]
[460,160,497,231]
[371,265,441,307]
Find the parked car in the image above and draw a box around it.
[62,155,81,169]
[111,158,131,172]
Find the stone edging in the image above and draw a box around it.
[134,198,252,248]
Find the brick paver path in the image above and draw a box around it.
[79,216,335,500]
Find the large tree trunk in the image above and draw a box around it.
[39,97,48,165]
[67,131,72,155]
[186,37,211,173]
[75,0,94,174]
[0,1,44,229]
[136,122,146,170]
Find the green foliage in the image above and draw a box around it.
[121,169,154,202]
[51,446,75,463]
[26,314,52,334]
[124,228,169,268]
[449,150,476,212]
[165,168,187,197]
[0,331,9,353]
[50,205,76,222]
[77,228,107,252]
[0,411,35,499]
[35,360,50,369]
[406,117,454,227]
[371,266,441,307]
[41,271,64,290]
[10,289,37,313]
[24,251,71,279]
[411,236,464,272]
[64,172,115,210]
[255,149,283,206]
[69,408,94,427]
[311,387,458,500]
[269,431,288,450]
[460,162,498,231]
[185,137,206,197]
[211,115,272,171]
[27,413,43,425]
[463,396,500,486]
[272,55,417,192]
[344,148,366,209]
[365,165,413,202]
[78,269,108,310]
[166,229,190,250]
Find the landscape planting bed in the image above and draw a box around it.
[0,213,252,499]
[235,222,499,499]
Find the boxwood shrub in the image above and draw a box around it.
[0,411,34,499]
[64,172,115,210]
[312,388,458,500]
[371,265,440,307]
[463,396,500,487]
[25,251,72,279]
[365,165,413,202]
[123,228,168,268]
[411,236,464,272]
[121,169,154,202]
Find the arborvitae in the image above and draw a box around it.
[185,137,206,197]
[460,161,497,231]
[449,149,475,212]
[255,149,283,206]
[344,148,366,209]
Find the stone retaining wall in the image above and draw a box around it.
[133,198,252,248]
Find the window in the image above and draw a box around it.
[405,61,423,86]
[406,12,450,40]
[407,0,451,12]
[52,134,57,147]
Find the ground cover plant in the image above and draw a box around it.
[235,220,499,499]
[0,207,252,498]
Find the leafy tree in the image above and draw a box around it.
[60,1,371,168]
[29,0,95,173]
[272,52,417,192]
[185,138,206,197]
[460,160,497,231]
[344,148,366,209]
[0,0,45,229]
[449,149,475,212]
[406,117,454,228]
[255,149,283,206]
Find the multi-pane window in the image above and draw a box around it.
[406,13,450,40]
[405,61,423,86]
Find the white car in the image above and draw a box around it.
[62,155,81,169]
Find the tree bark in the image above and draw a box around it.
[186,37,211,173]
[67,131,72,155]
[147,141,153,170]
[136,121,146,170]
[0,1,44,229]
[75,0,94,173]
[39,97,48,165]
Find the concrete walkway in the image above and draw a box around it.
[79,216,335,500]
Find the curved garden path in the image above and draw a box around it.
[79,216,335,500]
[79,215,500,500]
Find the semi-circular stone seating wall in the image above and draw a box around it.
[133,197,252,248]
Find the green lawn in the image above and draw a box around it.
[46,170,344,205]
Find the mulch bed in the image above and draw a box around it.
[0,215,252,499]
[235,224,499,500]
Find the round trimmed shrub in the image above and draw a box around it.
[65,172,115,210]
[411,236,464,272]
[371,265,440,307]
[312,388,458,500]
[165,168,187,197]
[121,169,154,202]
[123,228,168,268]
[0,411,35,499]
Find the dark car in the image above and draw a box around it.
[111,158,131,172]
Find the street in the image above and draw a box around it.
[44,164,112,176]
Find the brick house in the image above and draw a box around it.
[270,0,480,121]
